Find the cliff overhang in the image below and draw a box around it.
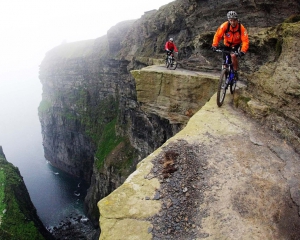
[131,65,218,124]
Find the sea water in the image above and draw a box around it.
[0,68,88,227]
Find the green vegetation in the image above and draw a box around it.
[47,84,136,176]
[0,165,6,219]
[0,154,45,240]
[95,118,124,169]
[57,87,134,172]
[239,96,251,103]
[94,118,137,177]
[79,93,118,143]
[38,100,52,113]
[112,139,136,174]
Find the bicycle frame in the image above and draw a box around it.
[215,48,238,107]
[219,50,236,85]
[165,51,178,70]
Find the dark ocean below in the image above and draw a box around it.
[0,68,88,227]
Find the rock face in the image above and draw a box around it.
[131,65,218,124]
[39,37,119,184]
[98,93,300,240]
[237,17,300,151]
[38,0,300,236]
[0,147,54,240]
[39,21,189,226]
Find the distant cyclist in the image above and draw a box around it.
[165,38,178,60]
[211,11,249,80]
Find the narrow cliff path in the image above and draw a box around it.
[141,65,219,78]
[99,78,300,239]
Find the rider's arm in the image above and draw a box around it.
[212,22,227,47]
[165,42,170,51]
[173,44,178,52]
[240,24,249,53]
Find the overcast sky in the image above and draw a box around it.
[0,0,174,73]
[0,0,174,162]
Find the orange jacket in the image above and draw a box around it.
[212,21,249,53]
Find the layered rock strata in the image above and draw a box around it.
[131,65,218,124]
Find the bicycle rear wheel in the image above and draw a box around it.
[217,69,228,107]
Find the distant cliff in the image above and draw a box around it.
[38,0,300,232]
[0,147,53,240]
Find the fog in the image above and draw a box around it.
[0,0,174,225]
[0,67,43,169]
[0,0,174,164]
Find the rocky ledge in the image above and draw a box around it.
[49,213,99,240]
[131,65,218,124]
[98,92,300,239]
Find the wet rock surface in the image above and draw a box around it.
[49,214,99,240]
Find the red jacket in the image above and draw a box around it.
[165,41,178,52]
[212,21,249,53]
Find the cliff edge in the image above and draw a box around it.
[98,92,300,239]
[38,0,300,235]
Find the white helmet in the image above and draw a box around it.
[227,11,238,19]
[169,38,174,41]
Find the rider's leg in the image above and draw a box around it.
[231,53,239,80]
[230,53,238,71]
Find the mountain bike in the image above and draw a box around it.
[215,48,239,107]
[165,51,178,70]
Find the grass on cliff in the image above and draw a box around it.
[95,118,124,169]
[0,156,45,240]
[95,118,137,176]
[38,100,52,113]
[45,86,136,175]
[0,169,5,218]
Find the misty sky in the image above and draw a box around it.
[0,0,174,162]
[0,0,174,74]
[0,1,176,223]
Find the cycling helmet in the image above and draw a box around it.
[169,38,174,42]
[227,11,238,19]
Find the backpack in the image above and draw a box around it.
[226,21,241,36]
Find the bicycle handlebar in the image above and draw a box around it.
[215,48,239,55]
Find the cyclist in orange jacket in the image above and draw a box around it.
[165,38,178,60]
[211,11,249,80]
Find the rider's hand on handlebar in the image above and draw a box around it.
[239,51,245,57]
[211,46,217,52]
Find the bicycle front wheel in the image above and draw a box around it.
[169,59,177,70]
[217,69,228,107]
[165,58,170,68]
